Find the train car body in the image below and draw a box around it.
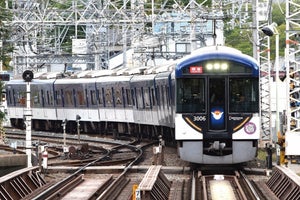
[154,71,175,128]
[53,78,100,123]
[130,74,158,126]
[5,79,27,126]
[5,45,260,165]
[30,79,56,130]
[175,46,260,164]
[96,75,134,123]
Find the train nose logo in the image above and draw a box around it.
[211,110,224,120]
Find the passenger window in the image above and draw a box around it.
[90,90,97,105]
[161,86,165,108]
[101,88,105,107]
[144,87,151,108]
[121,87,126,107]
[8,90,11,105]
[126,89,132,106]
[131,89,135,106]
[105,88,113,107]
[134,88,139,108]
[56,90,62,106]
[115,88,122,106]
[46,91,52,106]
[97,89,102,105]
[137,88,143,109]
[41,90,45,107]
[156,87,160,106]
[77,90,85,106]
[65,90,73,107]
[61,89,65,107]
[73,89,76,107]
[166,86,170,109]
[85,89,89,107]
[32,90,40,106]
[18,92,26,106]
[46,91,49,105]
[151,88,156,106]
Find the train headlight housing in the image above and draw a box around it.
[221,63,228,70]
[206,63,213,70]
[205,62,228,71]
[214,63,220,70]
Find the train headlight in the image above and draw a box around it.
[205,62,228,71]
[206,63,213,70]
[214,63,220,70]
[221,63,228,70]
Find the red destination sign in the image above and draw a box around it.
[189,66,203,74]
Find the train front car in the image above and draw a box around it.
[175,46,260,164]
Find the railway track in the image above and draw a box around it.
[2,162,300,199]
[28,139,144,200]
[194,170,261,200]
[3,128,300,199]
[4,128,155,167]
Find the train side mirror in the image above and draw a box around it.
[76,115,81,121]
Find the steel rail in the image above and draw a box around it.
[31,141,143,200]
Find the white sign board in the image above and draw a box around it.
[285,131,300,155]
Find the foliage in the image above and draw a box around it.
[224,28,253,56]
[0,3,13,71]
[0,110,5,121]
[224,2,286,58]
[49,0,73,9]
[272,2,285,26]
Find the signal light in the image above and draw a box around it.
[22,70,34,82]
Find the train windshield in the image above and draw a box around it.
[176,78,205,113]
[229,78,259,113]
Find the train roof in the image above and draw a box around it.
[130,74,157,82]
[176,45,259,76]
[54,78,97,84]
[95,75,133,83]
[154,71,172,79]
[71,70,115,78]
[5,79,55,85]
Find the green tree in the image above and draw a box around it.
[224,28,253,56]
[224,2,286,58]
[0,2,13,71]
[272,3,285,26]
[0,2,12,142]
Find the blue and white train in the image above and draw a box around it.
[5,45,260,164]
[175,46,260,164]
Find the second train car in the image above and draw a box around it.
[5,45,260,164]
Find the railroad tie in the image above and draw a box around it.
[138,165,171,200]
[266,166,300,199]
[0,167,47,200]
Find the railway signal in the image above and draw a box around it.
[23,70,33,167]
[62,119,69,155]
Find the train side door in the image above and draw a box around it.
[208,78,226,131]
